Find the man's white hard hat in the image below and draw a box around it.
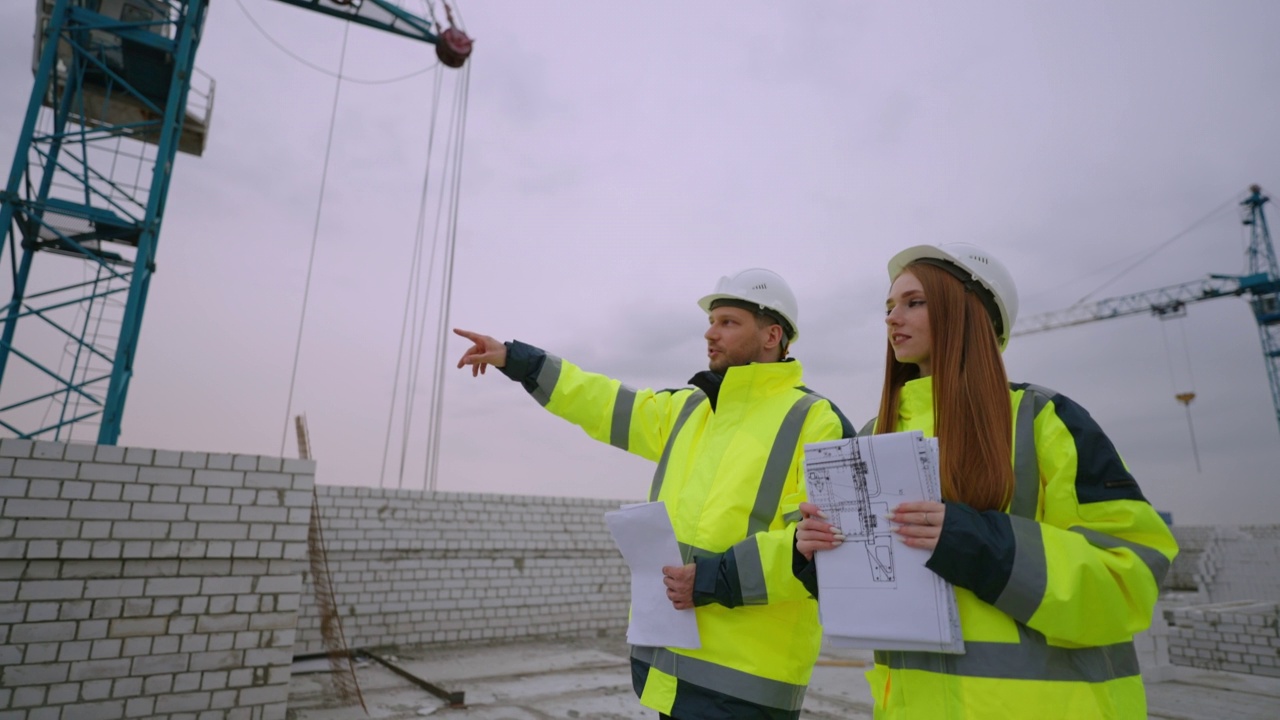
[698,268,800,343]
[888,243,1019,349]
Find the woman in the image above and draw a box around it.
[794,243,1178,719]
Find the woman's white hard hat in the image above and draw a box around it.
[888,243,1019,349]
[698,268,800,343]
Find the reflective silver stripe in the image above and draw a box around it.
[733,537,768,605]
[876,623,1140,682]
[1000,386,1053,622]
[857,418,876,436]
[610,384,637,451]
[782,509,802,524]
[648,391,706,503]
[1070,526,1172,584]
[993,515,1047,623]
[631,646,806,711]
[678,541,719,565]
[1009,387,1047,520]
[747,394,822,536]
[530,354,563,407]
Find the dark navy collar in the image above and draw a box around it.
[688,358,797,411]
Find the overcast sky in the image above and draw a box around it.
[2,1,1278,525]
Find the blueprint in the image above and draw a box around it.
[804,431,964,653]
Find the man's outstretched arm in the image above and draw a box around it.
[453,327,691,463]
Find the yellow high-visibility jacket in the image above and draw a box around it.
[860,377,1179,719]
[499,340,852,720]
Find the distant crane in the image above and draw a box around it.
[0,0,471,444]
[1015,185,1280,436]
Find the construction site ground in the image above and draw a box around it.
[286,633,1280,720]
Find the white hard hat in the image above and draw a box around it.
[888,243,1019,349]
[697,268,800,343]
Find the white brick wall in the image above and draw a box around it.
[294,487,632,654]
[0,439,313,720]
[1154,525,1280,679]
[1193,526,1280,604]
[1165,601,1280,678]
[1162,525,1209,592]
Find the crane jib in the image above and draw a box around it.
[1013,187,1280,437]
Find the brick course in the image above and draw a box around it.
[1190,525,1280,604]
[294,486,632,653]
[0,439,313,720]
[1165,601,1280,678]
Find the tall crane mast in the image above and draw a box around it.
[1015,185,1280,434]
[0,0,469,445]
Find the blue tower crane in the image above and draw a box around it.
[0,0,469,444]
[1015,185,1280,434]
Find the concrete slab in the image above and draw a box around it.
[517,685,654,720]
[288,663,449,719]
[1147,683,1279,720]
[1146,666,1280,720]
[456,667,634,707]
[392,644,627,685]
[287,637,639,720]
[805,654,877,719]
[287,636,1280,720]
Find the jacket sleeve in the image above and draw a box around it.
[694,398,852,607]
[926,392,1179,647]
[500,339,688,462]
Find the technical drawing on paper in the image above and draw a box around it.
[805,435,936,589]
[803,433,960,652]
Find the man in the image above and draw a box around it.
[454,268,852,720]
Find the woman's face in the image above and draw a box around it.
[886,270,933,376]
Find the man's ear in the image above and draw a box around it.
[764,323,784,350]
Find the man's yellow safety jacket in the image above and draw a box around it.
[499,340,852,720]
[854,378,1178,719]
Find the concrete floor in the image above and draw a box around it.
[287,634,1280,720]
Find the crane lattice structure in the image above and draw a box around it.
[0,0,467,444]
[1015,185,1280,434]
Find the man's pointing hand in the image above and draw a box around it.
[454,328,508,377]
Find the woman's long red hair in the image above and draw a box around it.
[875,263,1014,511]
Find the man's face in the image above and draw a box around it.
[705,306,772,373]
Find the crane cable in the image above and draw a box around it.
[399,73,455,491]
[279,20,353,456]
[399,93,455,491]
[1072,193,1241,306]
[439,0,467,31]
[233,0,442,85]
[381,1,471,489]
[384,62,470,491]
[424,63,471,492]
[1159,317,1202,473]
[378,64,447,489]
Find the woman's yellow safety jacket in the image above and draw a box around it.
[499,340,852,720]
[863,377,1179,719]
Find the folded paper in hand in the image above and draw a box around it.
[604,501,701,649]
